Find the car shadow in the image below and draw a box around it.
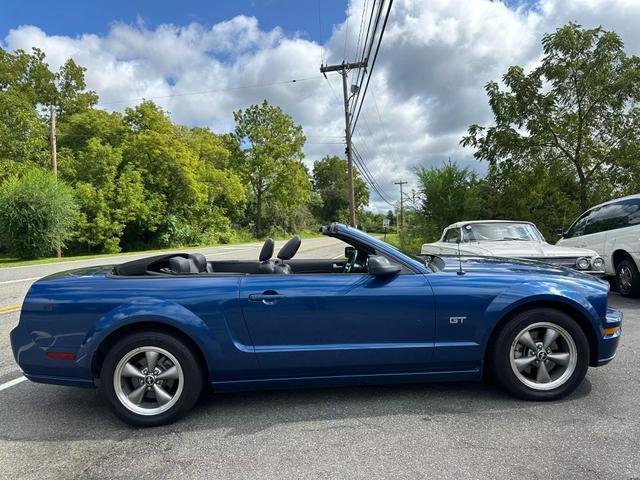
[0,377,592,442]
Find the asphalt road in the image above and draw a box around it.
[0,241,638,479]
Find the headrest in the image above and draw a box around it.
[277,236,301,260]
[259,238,275,262]
[190,253,208,272]
[169,256,199,274]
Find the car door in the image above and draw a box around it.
[238,269,435,378]
[577,205,610,253]
[603,199,640,274]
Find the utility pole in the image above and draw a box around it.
[50,106,57,176]
[50,106,61,257]
[320,60,367,227]
[395,181,408,229]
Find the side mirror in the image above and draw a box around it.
[345,246,355,258]
[554,228,565,238]
[368,255,402,276]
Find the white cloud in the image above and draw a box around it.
[4,0,640,210]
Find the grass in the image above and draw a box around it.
[382,233,400,248]
[0,230,323,268]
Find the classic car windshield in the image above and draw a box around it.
[461,222,543,242]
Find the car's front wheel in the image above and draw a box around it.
[616,258,640,298]
[492,308,589,401]
[99,331,203,427]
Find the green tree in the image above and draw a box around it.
[416,162,483,239]
[479,159,581,240]
[0,167,77,258]
[462,23,640,211]
[233,100,310,235]
[0,47,97,173]
[311,155,369,222]
[119,102,246,248]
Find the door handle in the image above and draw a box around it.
[248,292,285,305]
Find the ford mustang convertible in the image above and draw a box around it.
[11,224,621,426]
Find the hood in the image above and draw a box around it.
[439,255,605,283]
[458,241,598,258]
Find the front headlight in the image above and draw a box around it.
[592,257,605,270]
[576,257,590,270]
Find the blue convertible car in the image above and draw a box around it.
[11,224,621,426]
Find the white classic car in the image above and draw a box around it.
[421,220,605,274]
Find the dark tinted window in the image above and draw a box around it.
[584,206,609,234]
[589,199,640,233]
[565,210,592,238]
[569,198,640,237]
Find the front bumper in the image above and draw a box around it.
[596,307,622,366]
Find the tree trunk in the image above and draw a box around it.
[255,190,262,237]
[578,179,587,212]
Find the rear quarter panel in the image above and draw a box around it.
[605,225,640,274]
[14,272,255,384]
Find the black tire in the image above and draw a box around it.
[98,331,204,427]
[491,308,589,401]
[616,258,640,298]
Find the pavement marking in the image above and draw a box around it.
[0,376,26,392]
[0,304,21,315]
[0,277,41,286]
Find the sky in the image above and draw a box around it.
[2,0,640,211]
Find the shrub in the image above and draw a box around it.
[0,167,78,258]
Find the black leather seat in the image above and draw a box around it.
[258,238,275,274]
[190,253,213,273]
[169,256,200,274]
[273,236,301,274]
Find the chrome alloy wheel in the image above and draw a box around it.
[509,322,577,391]
[618,264,633,293]
[113,346,184,416]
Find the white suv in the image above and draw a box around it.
[557,194,640,297]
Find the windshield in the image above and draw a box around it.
[461,222,543,242]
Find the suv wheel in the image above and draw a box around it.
[616,258,640,298]
[492,308,589,401]
[99,331,203,427]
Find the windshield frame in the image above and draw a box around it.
[322,224,430,273]
[461,222,545,243]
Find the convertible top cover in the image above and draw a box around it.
[113,253,192,276]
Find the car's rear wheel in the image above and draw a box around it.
[492,308,589,401]
[616,258,640,298]
[99,331,203,427]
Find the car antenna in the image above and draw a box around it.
[456,238,465,275]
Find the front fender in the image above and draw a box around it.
[479,280,602,353]
[75,297,218,377]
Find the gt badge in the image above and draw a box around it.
[449,316,466,324]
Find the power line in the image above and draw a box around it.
[98,75,323,107]
[352,144,394,206]
[349,0,379,117]
[350,0,393,135]
[369,85,402,166]
[348,0,383,118]
[353,145,391,201]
